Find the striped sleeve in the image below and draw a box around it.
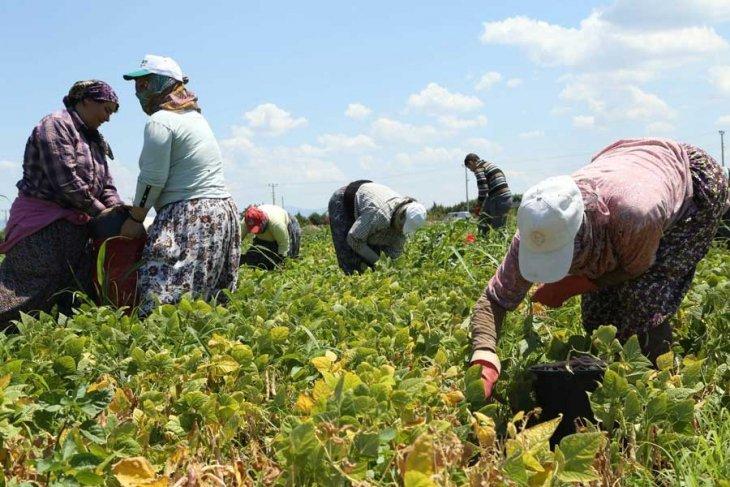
[474,169,489,205]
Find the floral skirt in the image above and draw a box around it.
[582,145,729,341]
[137,198,241,315]
[0,220,93,330]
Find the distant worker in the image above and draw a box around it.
[241,204,301,270]
[328,180,427,274]
[468,139,729,399]
[464,153,512,237]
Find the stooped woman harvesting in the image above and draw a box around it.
[120,55,240,316]
[469,139,729,399]
[0,80,123,330]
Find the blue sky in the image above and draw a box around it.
[1,0,729,213]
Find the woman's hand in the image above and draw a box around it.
[532,275,598,308]
[120,218,145,239]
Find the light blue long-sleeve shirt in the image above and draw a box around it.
[133,110,230,210]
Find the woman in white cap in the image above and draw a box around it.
[120,55,241,315]
[328,180,427,274]
[469,139,729,399]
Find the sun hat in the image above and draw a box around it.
[244,206,268,234]
[123,54,187,82]
[402,202,427,235]
[517,175,584,283]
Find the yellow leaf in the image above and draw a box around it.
[87,374,114,393]
[522,451,545,472]
[108,388,131,414]
[442,390,465,405]
[112,457,167,487]
[295,394,315,414]
[404,470,437,487]
[325,350,338,362]
[528,463,555,487]
[517,415,562,453]
[312,380,332,402]
[311,355,335,373]
[0,374,11,390]
[472,413,497,448]
[405,433,435,476]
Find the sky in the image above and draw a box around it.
[1,0,730,215]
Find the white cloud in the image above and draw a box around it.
[646,121,676,134]
[572,115,595,128]
[464,137,503,156]
[709,65,730,95]
[480,12,727,72]
[407,82,483,114]
[370,117,441,144]
[317,133,378,152]
[243,103,307,136]
[518,130,545,139]
[716,115,730,126]
[345,103,372,120]
[437,115,488,130]
[475,71,502,91]
[602,0,730,28]
[506,78,523,88]
[559,74,675,127]
[394,146,464,168]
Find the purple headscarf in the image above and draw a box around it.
[62,80,119,110]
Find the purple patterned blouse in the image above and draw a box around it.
[487,139,695,310]
[16,109,122,216]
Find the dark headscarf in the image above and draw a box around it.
[63,80,119,110]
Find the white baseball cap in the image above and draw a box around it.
[517,175,584,283]
[402,202,427,235]
[123,54,186,82]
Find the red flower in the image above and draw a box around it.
[465,233,476,244]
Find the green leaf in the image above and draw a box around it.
[591,325,617,346]
[74,470,105,486]
[353,432,379,458]
[601,369,629,398]
[53,355,77,376]
[656,351,675,371]
[556,432,603,483]
[623,389,642,421]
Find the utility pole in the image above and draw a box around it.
[464,166,469,209]
[268,183,278,205]
[720,130,726,167]
[280,195,284,208]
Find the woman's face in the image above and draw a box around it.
[135,77,150,93]
[79,99,118,129]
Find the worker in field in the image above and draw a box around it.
[0,80,124,331]
[469,139,729,399]
[328,180,427,274]
[464,153,512,237]
[120,55,240,315]
[240,204,302,270]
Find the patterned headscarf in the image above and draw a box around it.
[63,80,119,110]
[136,73,200,116]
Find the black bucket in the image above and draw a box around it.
[529,356,606,447]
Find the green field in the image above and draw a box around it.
[1,221,728,485]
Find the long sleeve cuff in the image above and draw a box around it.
[470,350,501,374]
[133,180,163,209]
